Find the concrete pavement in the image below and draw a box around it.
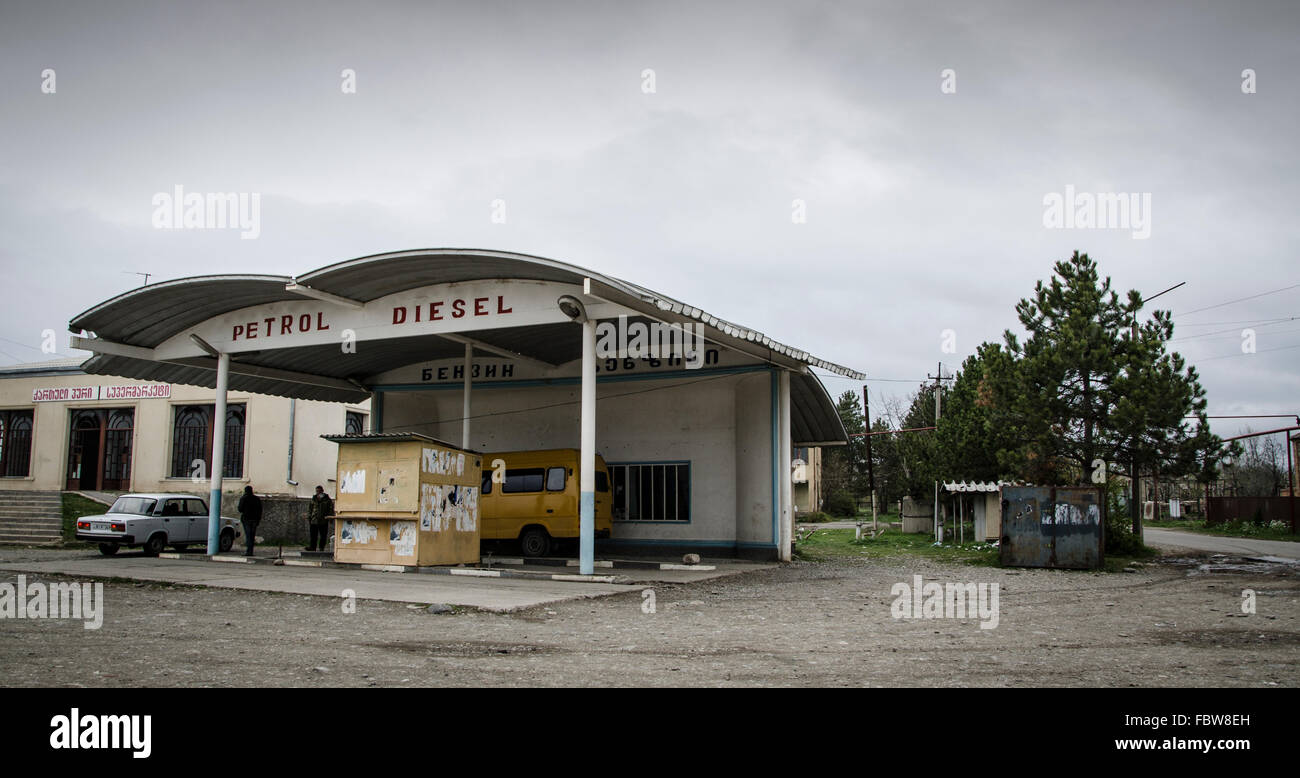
[0,552,641,612]
[1143,526,1300,560]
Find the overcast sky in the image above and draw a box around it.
[1,0,1296,439]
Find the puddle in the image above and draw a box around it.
[1161,554,1298,577]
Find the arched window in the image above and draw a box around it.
[345,411,366,435]
[104,409,135,488]
[0,410,34,477]
[170,406,211,478]
[223,406,245,478]
[169,404,245,478]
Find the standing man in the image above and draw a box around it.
[237,486,262,557]
[306,485,334,552]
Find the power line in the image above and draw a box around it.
[1173,282,1300,318]
[1170,318,1300,343]
[1195,341,1300,362]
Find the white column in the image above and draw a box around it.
[462,343,472,449]
[206,351,230,555]
[579,318,596,575]
[778,370,792,562]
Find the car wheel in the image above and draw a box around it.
[142,534,166,556]
[520,527,551,558]
[219,529,234,553]
[98,543,120,556]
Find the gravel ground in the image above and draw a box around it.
[1,550,1297,687]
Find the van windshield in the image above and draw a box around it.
[108,497,157,515]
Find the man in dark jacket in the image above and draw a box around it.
[306,485,334,552]
[237,486,262,556]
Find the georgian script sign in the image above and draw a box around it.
[32,384,171,403]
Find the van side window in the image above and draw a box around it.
[595,471,609,493]
[502,468,544,493]
[546,467,566,491]
[481,470,492,495]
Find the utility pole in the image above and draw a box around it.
[863,385,876,531]
[1129,281,1185,537]
[925,362,950,541]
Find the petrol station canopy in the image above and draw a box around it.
[68,248,865,445]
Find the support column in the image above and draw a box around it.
[206,351,230,555]
[579,318,596,575]
[778,370,792,562]
[462,343,472,450]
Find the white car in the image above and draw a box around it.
[75,493,242,556]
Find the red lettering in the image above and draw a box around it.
[264,317,275,335]
[414,305,421,322]
[299,314,311,332]
[452,299,466,318]
[393,306,407,325]
[497,296,512,314]
[316,312,329,331]
[281,315,293,335]
[232,324,244,340]
[430,302,443,320]
[474,297,488,315]
[247,322,259,339]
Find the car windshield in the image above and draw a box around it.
[108,497,157,515]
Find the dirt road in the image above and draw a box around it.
[2,552,1296,687]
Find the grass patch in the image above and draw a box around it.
[61,492,109,546]
[1147,518,1298,542]
[794,527,999,566]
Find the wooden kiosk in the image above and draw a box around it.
[321,433,482,567]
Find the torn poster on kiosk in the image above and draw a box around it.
[339,469,366,494]
[421,483,480,532]
[389,521,417,557]
[340,520,378,545]
[421,447,465,477]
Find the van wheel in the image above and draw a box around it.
[142,534,166,556]
[98,543,120,556]
[520,527,551,558]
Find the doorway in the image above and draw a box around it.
[65,408,134,491]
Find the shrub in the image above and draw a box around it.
[823,491,858,518]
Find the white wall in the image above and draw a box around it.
[381,369,777,551]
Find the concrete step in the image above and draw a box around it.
[0,531,62,543]
[0,526,61,536]
[0,523,62,533]
[0,500,62,508]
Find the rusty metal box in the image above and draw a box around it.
[999,486,1104,569]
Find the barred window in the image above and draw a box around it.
[0,409,34,477]
[345,411,367,435]
[169,404,246,478]
[610,462,690,522]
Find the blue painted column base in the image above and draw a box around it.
[207,487,222,555]
[579,490,595,575]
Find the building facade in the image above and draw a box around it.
[0,358,368,498]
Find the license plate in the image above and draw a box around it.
[91,522,110,532]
